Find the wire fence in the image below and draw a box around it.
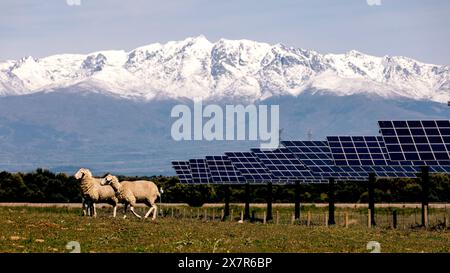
[153,205,450,230]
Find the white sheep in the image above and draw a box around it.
[74,168,119,217]
[101,174,161,220]
[80,179,103,216]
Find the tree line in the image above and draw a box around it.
[0,169,449,206]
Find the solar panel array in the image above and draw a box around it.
[172,120,450,184]
[327,136,389,166]
[379,120,450,165]
[250,148,325,183]
[171,161,192,184]
[225,152,273,183]
[205,155,246,184]
[189,159,210,184]
[326,136,419,178]
[282,140,367,180]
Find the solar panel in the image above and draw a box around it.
[281,140,367,180]
[189,159,211,184]
[327,136,390,166]
[205,155,246,184]
[171,161,192,184]
[225,152,273,183]
[326,136,419,178]
[250,147,325,183]
[378,120,450,166]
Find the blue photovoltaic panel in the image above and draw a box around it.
[250,147,324,183]
[205,155,246,184]
[326,136,420,178]
[189,159,211,184]
[378,120,450,166]
[429,165,450,173]
[327,136,390,166]
[225,152,273,183]
[171,161,192,184]
[281,140,367,180]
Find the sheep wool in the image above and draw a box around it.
[102,174,161,220]
[74,168,119,217]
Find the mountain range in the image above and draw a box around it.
[0,36,449,175]
[1,35,449,103]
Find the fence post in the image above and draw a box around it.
[263,211,267,224]
[325,213,328,227]
[224,185,230,220]
[240,210,244,222]
[445,205,448,229]
[307,211,311,227]
[221,209,224,221]
[204,209,208,221]
[421,166,430,228]
[212,208,215,221]
[368,209,372,228]
[392,210,397,229]
[368,173,376,226]
[294,181,301,220]
[291,213,295,225]
[171,207,174,218]
[345,212,349,228]
[328,178,335,225]
[266,182,273,221]
[244,183,251,220]
[231,209,234,222]
[414,206,418,225]
[276,210,279,225]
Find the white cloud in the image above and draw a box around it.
[66,0,81,6]
[366,0,382,6]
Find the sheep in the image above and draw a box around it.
[80,180,102,216]
[74,168,119,218]
[101,174,161,220]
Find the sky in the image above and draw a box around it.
[1,0,450,65]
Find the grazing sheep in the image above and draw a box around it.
[101,174,161,220]
[74,168,119,218]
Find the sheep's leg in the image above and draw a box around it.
[130,206,142,219]
[87,201,93,216]
[81,200,87,216]
[151,205,158,220]
[123,204,128,219]
[112,205,117,218]
[81,198,86,216]
[92,203,97,218]
[144,206,154,219]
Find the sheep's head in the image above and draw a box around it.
[101,174,119,186]
[74,168,92,180]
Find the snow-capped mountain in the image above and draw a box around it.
[1,35,449,103]
[1,36,450,174]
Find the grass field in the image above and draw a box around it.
[0,206,449,253]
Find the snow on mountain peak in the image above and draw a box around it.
[0,36,449,103]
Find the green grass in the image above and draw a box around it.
[0,206,448,253]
